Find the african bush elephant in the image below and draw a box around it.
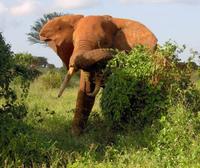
[39,14,157,135]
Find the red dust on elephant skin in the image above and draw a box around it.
[39,14,157,135]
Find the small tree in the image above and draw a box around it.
[0,32,14,97]
[47,63,55,69]
[0,33,28,120]
[14,52,54,69]
[101,43,200,129]
[32,56,48,68]
[14,53,33,67]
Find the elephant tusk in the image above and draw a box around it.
[58,67,75,97]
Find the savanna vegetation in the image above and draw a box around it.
[0,31,200,167]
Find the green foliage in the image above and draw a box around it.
[99,42,200,166]
[13,53,42,84]
[39,68,79,89]
[14,52,33,67]
[153,104,200,167]
[101,43,200,129]
[32,56,48,68]
[1,35,200,167]
[0,33,44,167]
[0,33,28,119]
[0,33,13,91]
[40,69,64,89]
[14,52,49,68]
[47,63,56,69]
[101,46,156,127]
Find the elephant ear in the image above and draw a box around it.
[39,15,84,68]
[75,49,117,71]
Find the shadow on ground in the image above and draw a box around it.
[31,109,156,162]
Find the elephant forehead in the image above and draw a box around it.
[41,19,60,32]
[40,15,82,39]
[75,17,107,36]
[73,16,117,48]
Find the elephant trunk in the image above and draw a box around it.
[58,67,75,97]
[75,48,116,71]
[57,41,96,98]
[73,49,116,97]
[69,40,97,68]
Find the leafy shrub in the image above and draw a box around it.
[40,68,79,89]
[101,42,200,128]
[14,53,33,67]
[0,33,30,119]
[99,42,200,166]
[40,69,63,89]
[0,33,69,168]
[0,33,26,165]
[153,104,200,167]
[0,33,50,167]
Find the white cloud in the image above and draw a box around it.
[0,2,8,14]
[10,0,38,16]
[55,0,100,9]
[119,0,200,5]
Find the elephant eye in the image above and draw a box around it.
[57,26,62,31]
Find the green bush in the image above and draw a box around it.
[40,68,79,89]
[0,33,56,167]
[99,42,200,166]
[152,104,200,167]
[40,69,64,89]
[101,43,200,128]
[0,33,29,119]
[0,33,27,166]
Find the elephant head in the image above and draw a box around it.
[39,14,84,68]
[39,14,84,98]
[39,15,157,135]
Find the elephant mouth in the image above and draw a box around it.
[39,36,51,42]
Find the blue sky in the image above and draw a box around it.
[0,0,200,67]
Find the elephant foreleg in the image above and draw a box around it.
[71,70,95,135]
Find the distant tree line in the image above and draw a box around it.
[14,53,55,69]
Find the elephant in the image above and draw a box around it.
[39,14,157,135]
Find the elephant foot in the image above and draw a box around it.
[71,125,83,136]
[71,114,88,136]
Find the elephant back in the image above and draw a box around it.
[112,18,157,51]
